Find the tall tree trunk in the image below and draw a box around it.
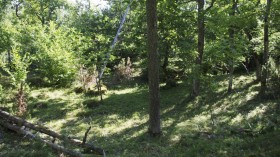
[192,0,205,97]
[146,0,161,136]
[227,0,238,93]
[191,0,215,97]
[260,0,272,96]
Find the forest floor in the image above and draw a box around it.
[0,73,280,157]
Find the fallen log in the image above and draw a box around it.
[0,120,83,157]
[0,109,105,156]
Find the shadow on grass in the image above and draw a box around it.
[28,98,68,122]
[12,74,280,156]
[0,126,57,157]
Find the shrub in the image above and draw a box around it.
[113,57,133,83]
[76,65,98,92]
[30,22,80,87]
[0,48,30,116]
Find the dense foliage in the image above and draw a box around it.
[0,0,278,90]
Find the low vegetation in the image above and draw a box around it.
[1,74,279,157]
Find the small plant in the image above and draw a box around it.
[77,65,98,92]
[113,57,133,83]
[16,82,26,115]
[1,48,30,116]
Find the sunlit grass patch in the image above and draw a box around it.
[1,73,280,157]
[109,87,139,95]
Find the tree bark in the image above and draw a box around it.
[7,49,12,70]
[192,0,205,97]
[146,0,161,136]
[162,44,169,77]
[228,60,234,93]
[227,0,238,93]
[191,0,216,97]
[260,0,272,96]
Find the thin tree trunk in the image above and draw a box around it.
[253,53,261,81]
[39,1,45,25]
[97,80,103,102]
[228,61,234,93]
[245,31,261,81]
[192,0,205,97]
[260,0,272,96]
[191,0,215,97]
[227,0,238,93]
[146,0,161,136]
[162,44,169,81]
[17,82,26,116]
[7,49,12,71]
[162,45,169,75]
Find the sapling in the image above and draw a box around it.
[1,48,30,116]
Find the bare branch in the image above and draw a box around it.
[82,126,92,144]
[15,1,23,18]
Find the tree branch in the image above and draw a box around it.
[205,0,216,12]
[235,0,241,14]
[82,126,91,144]
[15,1,23,18]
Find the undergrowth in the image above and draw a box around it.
[0,74,279,157]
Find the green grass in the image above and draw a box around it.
[0,74,280,157]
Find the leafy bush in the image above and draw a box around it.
[30,22,81,87]
[4,49,30,87]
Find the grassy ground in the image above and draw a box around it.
[0,74,280,157]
